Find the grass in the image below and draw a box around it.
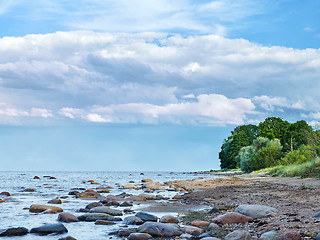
[265,157,320,178]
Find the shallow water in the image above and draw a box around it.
[0,171,215,239]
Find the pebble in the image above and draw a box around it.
[225,230,252,240]
[182,226,205,236]
[160,215,179,224]
[191,220,210,227]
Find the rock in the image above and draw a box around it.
[48,198,62,204]
[90,206,123,216]
[199,233,213,238]
[135,212,158,222]
[201,237,221,240]
[58,236,77,240]
[30,223,68,235]
[58,213,79,223]
[121,201,133,207]
[225,230,252,240]
[124,184,137,189]
[314,211,320,218]
[260,231,278,240]
[97,189,110,193]
[78,213,111,221]
[119,229,135,237]
[141,179,153,183]
[95,220,116,225]
[235,205,277,219]
[208,206,220,214]
[208,223,220,230]
[102,200,120,206]
[275,231,300,240]
[182,226,204,236]
[108,216,122,221]
[160,215,179,224]
[191,220,210,227]
[123,216,144,225]
[180,233,193,238]
[23,188,36,192]
[43,209,57,214]
[0,227,28,236]
[0,192,10,196]
[138,222,182,237]
[34,176,40,179]
[213,212,253,224]
[29,204,63,213]
[68,191,79,195]
[85,202,102,209]
[143,182,162,190]
[128,233,152,240]
[76,192,101,199]
[316,233,320,240]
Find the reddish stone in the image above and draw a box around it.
[58,212,79,223]
[191,220,210,227]
[213,212,253,225]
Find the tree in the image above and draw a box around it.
[219,124,258,169]
[257,117,290,145]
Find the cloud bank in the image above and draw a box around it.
[0,31,319,125]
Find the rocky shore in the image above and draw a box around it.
[1,173,320,239]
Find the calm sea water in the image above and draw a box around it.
[0,171,215,240]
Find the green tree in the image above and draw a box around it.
[257,117,290,145]
[219,124,258,169]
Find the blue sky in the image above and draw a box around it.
[0,0,319,171]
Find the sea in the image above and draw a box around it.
[0,171,216,239]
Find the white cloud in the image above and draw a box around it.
[30,108,53,118]
[86,113,111,123]
[0,31,320,125]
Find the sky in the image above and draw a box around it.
[0,0,319,171]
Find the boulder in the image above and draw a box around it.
[95,220,116,225]
[160,215,179,224]
[213,212,253,224]
[260,231,278,240]
[225,230,252,240]
[30,223,68,235]
[275,231,300,240]
[124,184,137,189]
[208,223,220,230]
[182,226,204,236]
[29,204,63,213]
[120,201,133,207]
[78,213,111,222]
[0,227,28,236]
[0,192,10,196]
[141,179,153,183]
[128,233,153,240]
[58,237,77,240]
[143,182,162,190]
[235,205,277,219]
[191,220,210,227]
[138,222,182,237]
[75,192,101,199]
[103,200,120,206]
[90,206,123,216]
[48,198,62,204]
[108,217,122,221]
[118,229,135,237]
[135,212,158,222]
[314,211,320,218]
[123,216,144,225]
[85,202,102,209]
[58,213,79,223]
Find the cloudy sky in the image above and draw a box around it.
[0,0,319,171]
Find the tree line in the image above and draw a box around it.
[219,117,320,172]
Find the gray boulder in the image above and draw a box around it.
[123,216,144,225]
[138,222,182,237]
[90,206,123,216]
[225,230,252,240]
[30,223,67,235]
[135,212,158,222]
[260,231,278,240]
[235,204,277,218]
[78,213,111,221]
